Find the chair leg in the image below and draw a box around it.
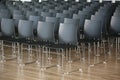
[88,43,93,67]
[0,40,5,63]
[103,40,107,64]
[11,42,17,59]
[68,48,72,63]
[17,43,24,67]
[27,45,33,62]
[116,37,120,61]
[36,46,41,65]
[40,46,46,71]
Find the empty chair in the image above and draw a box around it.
[83,19,107,66]
[17,20,34,66]
[36,21,55,67]
[45,23,78,72]
[110,16,120,60]
[0,18,16,63]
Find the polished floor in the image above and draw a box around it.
[0,45,120,80]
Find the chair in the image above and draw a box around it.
[83,19,106,66]
[17,20,35,66]
[0,18,17,63]
[110,16,120,60]
[46,23,78,72]
[36,21,55,69]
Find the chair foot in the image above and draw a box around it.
[89,64,94,67]
[40,67,46,71]
[103,61,107,64]
[68,60,72,63]
[79,68,83,72]
[19,63,25,67]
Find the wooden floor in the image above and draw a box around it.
[0,45,120,80]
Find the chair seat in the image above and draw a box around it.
[0,36,18,42]
[46,43,76,49]
[78,39,101,44]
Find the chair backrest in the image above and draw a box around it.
[84,20,101,40]
[13,14,25,27]
[110,16,120,34]
[1,18,15,36]
[18,20,33,38]
[63,10,74,18]
[45,17,59,33]
[59,23,77,45]
[13,10,23,15]
[56,13,69,23]
[64,18,79,28]
[41,12,53,21]
[37,21,55,42]
[26,11,37,19]
[73,14,86,30]
[91,15,106,34]
[29,15,41,30]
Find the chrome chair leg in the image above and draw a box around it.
[17,43,24,67]
[68,48,72,63]
[0,40,5,63]
[12,42,17,58]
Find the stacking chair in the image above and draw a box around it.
[17,20,35,66]
[0,18,17,63]
[110,16,120,60]
[36,21,55,69]
[83,19,105,66]
[46,23,78,72]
